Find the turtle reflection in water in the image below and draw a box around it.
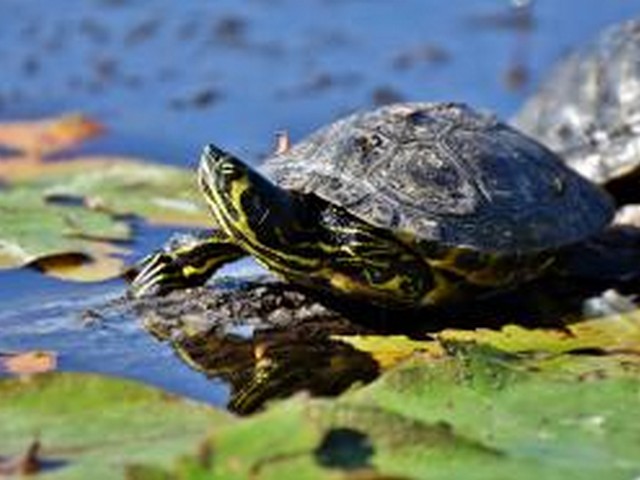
[134,278,380,414]
[130,102,615,308]
[162,321,379,414]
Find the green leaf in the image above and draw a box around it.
[438,309,640,356]
[0,372,232,480]
[4,333,640,478]
[0,157,211,280]
[138,344,640,479]
[335,310,640,375]
[0,185,130,279]
[16,157,211,227]
[340,349,640,479]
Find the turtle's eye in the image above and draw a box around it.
[217,160,244,180]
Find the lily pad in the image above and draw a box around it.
[100,282,640,477]
[336,309,640,373]
[0,372,232,480]
[0,157,211,280]
[0,185,131,279]
[0,157,210,226]
[438,308,640,356]
[332,334,446,370]
[134,344,640,479]
[3,331,640,478]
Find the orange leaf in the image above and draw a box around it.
[0,351,58,375]
[0,113,104,161]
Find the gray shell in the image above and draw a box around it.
[514,19,640,185]
[262,102,613,253]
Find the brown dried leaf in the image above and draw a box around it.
[0,440,42,476]
[0,351,57,375]
[32,241,129,282]
[0,113,104,160]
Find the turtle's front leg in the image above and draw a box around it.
[128,229,245,298]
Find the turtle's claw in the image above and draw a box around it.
[128,252,180,298]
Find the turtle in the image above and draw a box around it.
[514,18,640,199]
[129,102,614,308]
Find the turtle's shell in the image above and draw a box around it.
[263,102,613,253]
[514,19,640,186]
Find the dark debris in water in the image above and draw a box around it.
[391,44,451,71]
[464,4,536,32]
[277,72,363,98]
[371,86,406,107]
[169,88,221,110]
[212,15,249,47]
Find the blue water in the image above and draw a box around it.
[1,0,638,407]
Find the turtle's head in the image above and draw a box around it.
[199,144,269,231]
[199,144,252,206]
[198,144,308,249]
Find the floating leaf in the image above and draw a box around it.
[0,156,211,280]
[335,310,640,376]
[3,343,640,478]
[0,113,104,160]
[0,184,131,279]
[138,345,640,479]
[0,372,232,480]
[333,335,445,370]
[32,242,130,282]
[0,350,57,375]
[438,308,640,356]
[0,156,210,226]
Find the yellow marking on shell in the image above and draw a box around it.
[330,272,368,296]
[329,269,416,305]
[425,247,512,287]
[372,274,410,296]
[419,245,556,305]
[419,268,464,306]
